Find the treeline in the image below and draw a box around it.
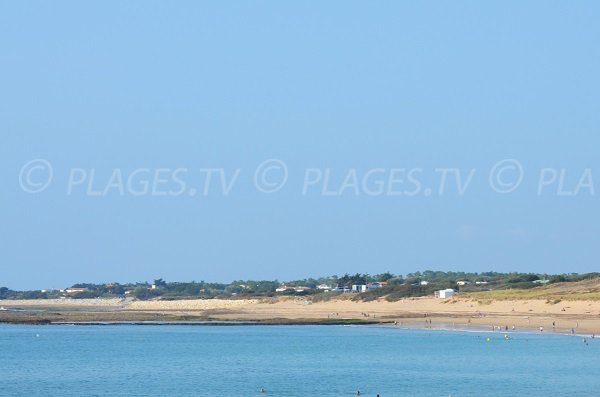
[1,271,599,301]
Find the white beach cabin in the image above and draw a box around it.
[435,289,455,299]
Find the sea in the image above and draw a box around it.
[1,324,598,396]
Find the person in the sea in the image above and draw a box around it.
[355,390,361,396]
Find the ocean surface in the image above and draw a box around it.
[1,324,598,396]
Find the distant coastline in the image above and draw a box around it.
[4,273,600,333]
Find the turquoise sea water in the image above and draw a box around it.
[1,324,598,396]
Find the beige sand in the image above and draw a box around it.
[3,296,599,333]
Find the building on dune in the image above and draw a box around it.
[434,289,455,299]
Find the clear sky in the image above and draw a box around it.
[2,2,599,289]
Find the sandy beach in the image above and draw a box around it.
[2,296,599,333]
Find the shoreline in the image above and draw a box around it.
[1,320,594,341]
[1,296,599,334]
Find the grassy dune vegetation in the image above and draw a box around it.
[461,278,600,301]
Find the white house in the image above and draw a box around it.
[456,280,470,286]
[276,285,310,293]
[317,284,332,291]
[334,286,351,293]
[352,284,368,293]
[64,288,87,294]
[435,289,455,299]
[420,281,429,286]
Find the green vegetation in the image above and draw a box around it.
[2,271,600,301]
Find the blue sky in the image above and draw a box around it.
[1,1,599,289]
